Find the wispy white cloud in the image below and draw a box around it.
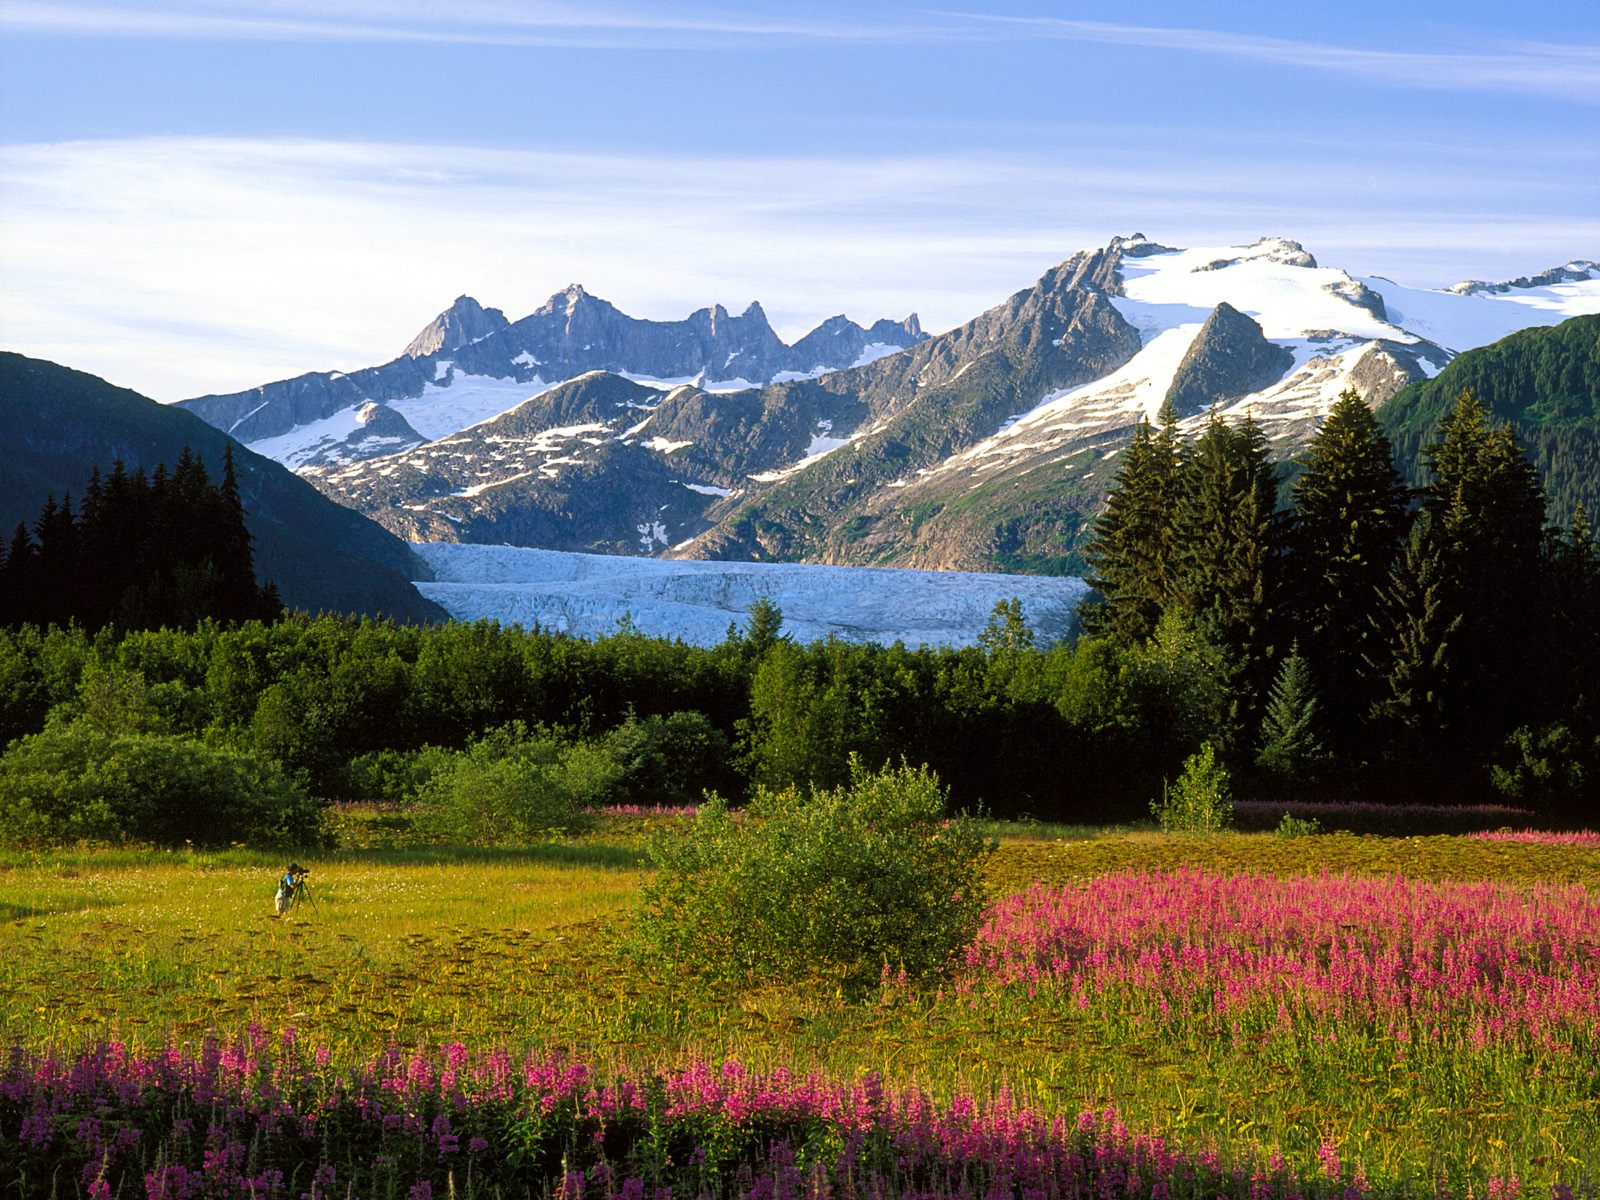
[937,12,1600,103]
[1,136,1595,401]
[0,0,937,46]
[8,2,1599,106]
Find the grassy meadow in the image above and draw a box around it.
[3,819,1599,1197]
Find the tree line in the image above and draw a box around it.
[0,445,280,631]
[1087,388,1599,813]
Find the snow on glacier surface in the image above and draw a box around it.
[1113,243,1403,342]
[1356,275,1600,353]
[412,543,1089,649]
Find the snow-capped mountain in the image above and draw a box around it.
[1444,260,1599,297]
[412,542,1089,649]
[176,288,926,470]
[188,235,1598,576]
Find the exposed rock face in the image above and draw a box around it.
[1164,302,1294,416]
[1446,260,1599,295]
[1192,237,1317,272]
[308,373,724,554]
[403,295,511,358]
[788,313,923,371]
[1325,279,1388,321]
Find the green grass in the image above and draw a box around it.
[3,821,1598,1193]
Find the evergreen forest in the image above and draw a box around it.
[0,390,1595,846]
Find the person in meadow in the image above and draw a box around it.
[274,862,306,917]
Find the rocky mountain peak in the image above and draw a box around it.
[870,314,923,341]
[403,295,510,359]
[1164,301,1294,416]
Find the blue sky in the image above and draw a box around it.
[1,0,1596,399]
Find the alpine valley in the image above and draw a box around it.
[178,236,1600,577]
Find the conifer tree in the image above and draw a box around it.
[1171,412,1280,693]
[1,447,280,631]
[1421,391,1549,750]
[1084,413,1185,644]
[1285,388,1409,748]
[1255,649,1330,790]
[1364,513,1462,790]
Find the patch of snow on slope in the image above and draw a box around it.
[748,429,858,483]
[851,342,904,368]
[618,371,764,395]
[248,406,370,469]
[388,372,555,442]
[946,324,1206,472]
[451,471,536,498]
[1205,340,1376,431]
[412,543,1089,649]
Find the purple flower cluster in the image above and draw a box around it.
[1470,830,1600,847]
[3,1033,1546,1199]
[967,869,1600,1052]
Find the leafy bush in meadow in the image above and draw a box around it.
[1273,811,1322,838]
[639,759,995,988]
[414,722,616,842]
[604,708,734,806]
[0,723,319,847]
[1152,741,1234,833]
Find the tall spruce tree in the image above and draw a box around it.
[1364,512,1462,792]
[1421,391,1549,752]
[1285,388,1410,749]
[1550,505,1599,719]
[1083,409,1186,644]
[1255,648,1330,791]
[1171,412,1281,695]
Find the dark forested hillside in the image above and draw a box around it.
[0,353,445,622]
[1379,314,1600,519]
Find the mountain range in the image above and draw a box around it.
[177,288,926,471]
[180,237,1594,576]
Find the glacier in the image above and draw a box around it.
[412,543,1090,649]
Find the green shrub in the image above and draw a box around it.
[1153,741,1234,833]
[638,758,995,989]
[604,710,733,806]
[1490,724,1593,813]
[414,723,616,843]
[0,725,320,847]
[1273,811,1323,839]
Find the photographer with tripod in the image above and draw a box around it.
[273,862,314,918]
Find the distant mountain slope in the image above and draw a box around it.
[176,287,927,470]
[315,244,1140,561]
[1378,314,1600,520]
[0,353,446,622]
